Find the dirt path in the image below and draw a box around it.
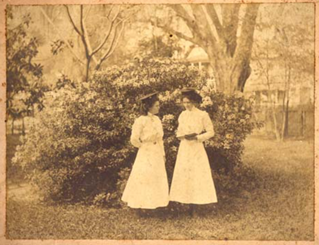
[7,182,40,202]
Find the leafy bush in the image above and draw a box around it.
[13,56,259,203]
[6,10,46,122]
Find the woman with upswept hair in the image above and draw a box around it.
[169,88,218,205]
[122,92,169,209]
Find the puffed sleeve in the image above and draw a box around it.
[176,112,185,138]
[160,123,165,157]
[197,112,215,142]
[130,117,143,148]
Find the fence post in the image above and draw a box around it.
[301,110,305,138]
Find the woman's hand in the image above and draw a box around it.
[184,133,198,141]
[176,135,185,140]
[186,136,197,141]
[143,134,158,143]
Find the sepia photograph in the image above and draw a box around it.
[1,0,317,242]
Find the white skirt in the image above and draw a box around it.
[122,142,169,209]
[169,140,218,204]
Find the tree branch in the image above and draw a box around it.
[168,5,215,49]
[64,5,82,36]
[169,5,197,30]
[221,4,240,28]
[169,5,209,43]
[83,5,92,21]
[102,21,125,61]
[190,5,217,43]
[40,7,85,66]
[107,5,114,19]
[204,4,224,39]
[233,4,260,64]
[91,6,134,58]
[111,5,121,22]
[79,5,97,64]
[95,21,125,70]
[75,5,90,63]
[221,4,240,56]
[91,22,114,57]
[151,20,202,47]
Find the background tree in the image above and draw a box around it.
[6,8,47,134]
[40,5,137,82]
[152,4,260,94]
[253,4,314,140]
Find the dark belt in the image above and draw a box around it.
[142,141,157,145]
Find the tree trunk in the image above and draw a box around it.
[215,4,259,95]
[11,119,14,135]
[281,61,291,140]
[85,57,91,83]
[237,59,252,92]
[284,99,289,138]
[269,95,281,141]
[207,48,230,93]
[208,51,252,95]
[167,4,260,94]
[230,4,259,94]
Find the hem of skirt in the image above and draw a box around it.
[169,199,218,205]
[122,200,169,209]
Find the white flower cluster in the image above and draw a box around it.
[162,114,175,122]
[158,92,171,102]
[200,96,213,108]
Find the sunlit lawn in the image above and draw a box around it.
[6,135,314,240]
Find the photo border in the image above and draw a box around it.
[0,0,318,244]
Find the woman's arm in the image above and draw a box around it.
[130,117,143,148]
[176,113,185,140]
[158,120,165,157]
[197,112,215,142]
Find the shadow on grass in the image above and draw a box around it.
[6,135,314,240]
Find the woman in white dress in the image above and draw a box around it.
[169,88,218,205]
[122,92,169,209]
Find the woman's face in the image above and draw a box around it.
[182,97,194,111]
[148,101,160,115]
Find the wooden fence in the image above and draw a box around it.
[253,106,314,139]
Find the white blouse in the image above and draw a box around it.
[176,107,215,142]
[130,113,165,155]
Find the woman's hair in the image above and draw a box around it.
[181,91,202,104]
[139,95,159,115]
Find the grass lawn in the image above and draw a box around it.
[6,135,314,240]
[6,134,23,184]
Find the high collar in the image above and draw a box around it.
[147,112,156,118]
[186,106,198,112]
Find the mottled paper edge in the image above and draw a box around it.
[0,0,317,244]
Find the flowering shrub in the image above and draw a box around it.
[13,56,259,203]
[200,91,262,173]
[13,84,136,202]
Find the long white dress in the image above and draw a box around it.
[169,107,218,204]
[121,113,169,209]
